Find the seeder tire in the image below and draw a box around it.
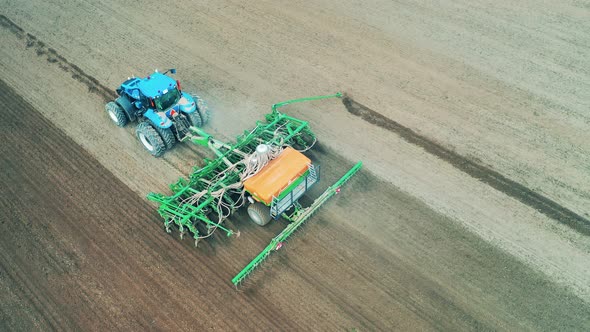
[137,122,166,157]
[247,203,272,226]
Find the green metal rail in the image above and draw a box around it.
[231,161,362,286]
[271,92,342,113]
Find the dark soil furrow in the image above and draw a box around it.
[342,96,590,235]
[0,15,116,103]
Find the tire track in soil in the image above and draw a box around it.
[0,253,61,330]
[0,15,116,104]
[342,95,590,235]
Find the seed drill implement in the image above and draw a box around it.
[146,93,362,286]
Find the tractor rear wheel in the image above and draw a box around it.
[247,203,271,226]
[154,126,175,150]
[186,111,203,128]
[136,122,166,157]
[193,95,211,125]
[105,101,128,127]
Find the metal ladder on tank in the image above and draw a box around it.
[270,164,320,219]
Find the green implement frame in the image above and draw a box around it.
[232,161,362,286]
[146,93,362,285]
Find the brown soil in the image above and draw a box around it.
[341,96,590,235]
[1,1,590,330]
[1,80,589,330]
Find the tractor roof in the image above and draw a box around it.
[137,72,177,98]
[244,147,311,205]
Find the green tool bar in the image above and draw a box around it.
[231,161,363,286]
[271,93,342,113]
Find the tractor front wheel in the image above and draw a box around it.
[247,203,271,226]
[136,122,166,157]
[105,101,128,127]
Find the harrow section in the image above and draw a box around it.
[146,93,363,285]
[148,109,316,242]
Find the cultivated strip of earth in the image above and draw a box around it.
[342,96,590,235]
[0,15,115,103]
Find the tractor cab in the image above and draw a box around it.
[118,71,185,112]
[136,73,180,109]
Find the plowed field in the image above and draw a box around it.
[1,0,589,331]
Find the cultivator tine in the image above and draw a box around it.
[164,219,172,233]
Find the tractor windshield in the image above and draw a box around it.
[154,88,180,110]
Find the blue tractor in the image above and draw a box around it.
[105,69,210,156]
